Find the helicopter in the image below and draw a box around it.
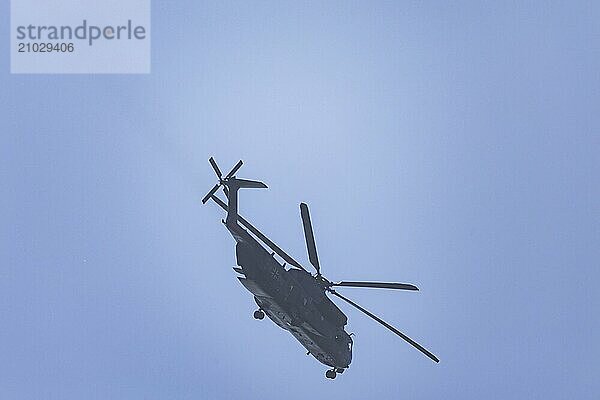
[201,158,439,379]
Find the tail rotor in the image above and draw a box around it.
[201,157,244,204]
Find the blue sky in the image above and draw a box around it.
[2,1,599,399]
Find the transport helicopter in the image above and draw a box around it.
[201,158,439,379]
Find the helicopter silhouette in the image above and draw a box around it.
[201,158,438,379]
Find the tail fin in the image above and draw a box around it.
[225,177,267,224]
[201,158,267,224]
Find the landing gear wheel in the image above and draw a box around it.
[253,310,265,320]
[325,369,337,379]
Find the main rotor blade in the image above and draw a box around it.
[331,281,419,291]
[202,183,221,204]
[300,203,320,275]
[209,157,222,179]
[225,160,243,179]
[329,290,439,363]
[210,195,309,272]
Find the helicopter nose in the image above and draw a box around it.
[336,348,352,368]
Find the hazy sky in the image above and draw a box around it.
[2,1,599,399]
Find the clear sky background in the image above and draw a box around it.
[2,1,599,399]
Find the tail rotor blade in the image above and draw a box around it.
[331,281,419,291]
[329,290,439,363]
[300,203,321,275]
[225,160,243,179]
[209,157,222,179]
[202,183,221,204]
[203,159,244,204]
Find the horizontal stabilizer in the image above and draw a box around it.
[234,178,268,189]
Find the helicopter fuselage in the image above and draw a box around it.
[227,222,353,369]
